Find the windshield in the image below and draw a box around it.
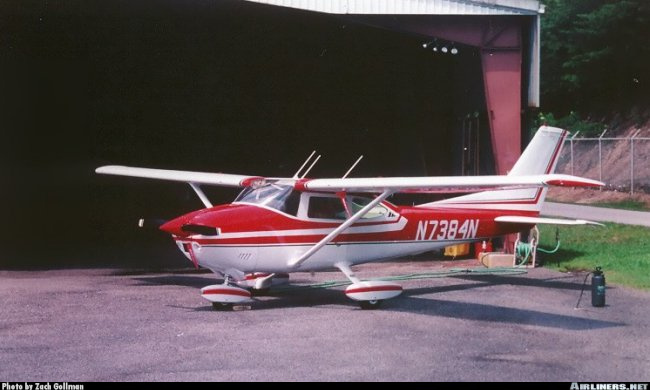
[235,184,300,216]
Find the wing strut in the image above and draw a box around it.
[288,189,393,268]
[189,183,213,208]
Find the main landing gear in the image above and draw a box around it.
[201,267,403,311]
[337,263,402,310]
[359,300,382,310]
[211,302,234,311]
[201,273,290,311]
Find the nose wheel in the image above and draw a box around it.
[201,279,252,311]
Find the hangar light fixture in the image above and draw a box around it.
[423,40,459,55]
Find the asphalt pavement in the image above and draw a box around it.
[1,261,648,381]
[543,202,650,227]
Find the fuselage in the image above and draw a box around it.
[160,186,535,274]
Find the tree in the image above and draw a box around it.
[541,0,650,115]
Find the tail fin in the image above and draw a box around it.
[425,126,567,212]
[508,126,567,176]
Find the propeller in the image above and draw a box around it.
[137,218,168,229]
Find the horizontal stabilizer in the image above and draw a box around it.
[495,216,604,226]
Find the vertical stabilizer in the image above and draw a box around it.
[508,126,567,176]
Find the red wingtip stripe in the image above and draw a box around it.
[545,179,603,187]
[240,176,266,187]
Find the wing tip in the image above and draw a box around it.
[545,176,605,188]
[95,165,123,175]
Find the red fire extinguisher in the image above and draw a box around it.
[475,240,493,259]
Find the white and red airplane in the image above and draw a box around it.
[97,126,603,310]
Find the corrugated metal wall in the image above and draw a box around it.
[245,0,540,15]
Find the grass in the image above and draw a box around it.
[538,223,650,290]
[590,200,650,212]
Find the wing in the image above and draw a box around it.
[96,165,276,208]
[96,165,267,188]
[495,216,604,226]
[299,174,604,193]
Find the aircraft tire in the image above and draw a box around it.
[212,302,234,311]
[359,300,382,310]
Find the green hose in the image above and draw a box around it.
[538,227,562,254]
[537,240,561,254]
[515,238,561,265]
[515,242,533,265]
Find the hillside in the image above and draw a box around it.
[551,117,650,194]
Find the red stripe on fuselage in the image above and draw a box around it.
[437,188,544,206]
[162,203,399,238]
[176,206,536,246]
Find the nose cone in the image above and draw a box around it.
[159,216,186,236]
[159,207,209,237]
[159,204,240,237]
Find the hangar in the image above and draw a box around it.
[1,0,545,265]
[243,0,544,175]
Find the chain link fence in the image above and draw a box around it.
[555,131,650,194]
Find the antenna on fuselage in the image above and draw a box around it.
[342,155,363,178]
[293,150,316,179]
[301,154,321,179]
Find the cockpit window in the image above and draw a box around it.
[282,190,301,216]
[235,184,300,216]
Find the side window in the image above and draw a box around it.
[307,197,346,220]
[349,196,390,219]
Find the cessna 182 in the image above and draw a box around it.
[97,126,603,310]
